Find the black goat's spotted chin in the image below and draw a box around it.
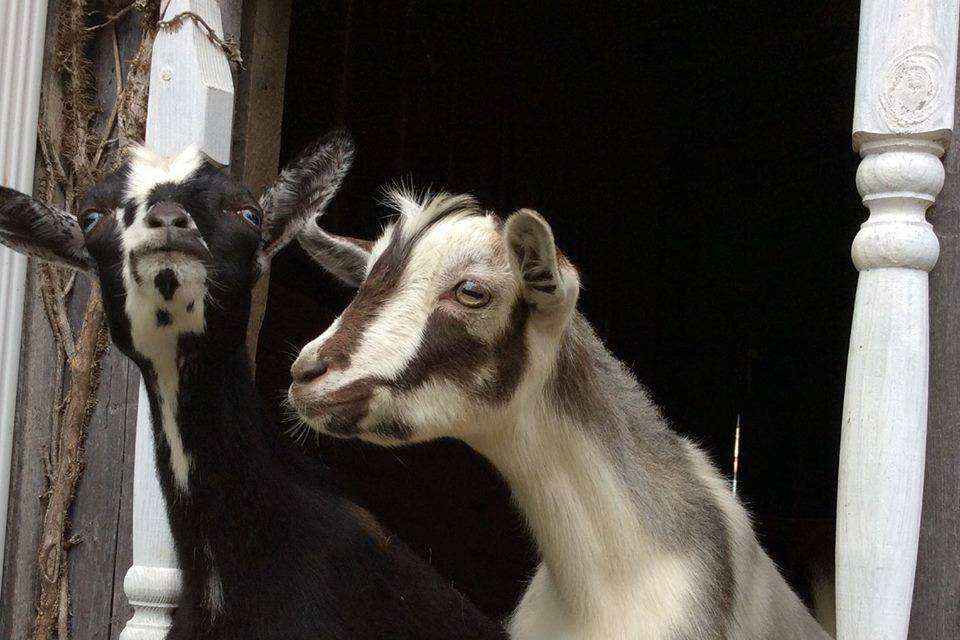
[154,268,179,300]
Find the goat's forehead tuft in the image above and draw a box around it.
[364,191,507,276]
[124,145,208,203]
[384,189,483,242]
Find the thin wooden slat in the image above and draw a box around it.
[0,268,60,640]
[228,0,292,364]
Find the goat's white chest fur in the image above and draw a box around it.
[124,265,206,494]
[479,412,697,640]
[472,323,830,640]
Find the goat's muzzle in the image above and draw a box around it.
[131,228,211,262]
[291,355,330,384]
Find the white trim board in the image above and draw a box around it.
[0,0,50,594]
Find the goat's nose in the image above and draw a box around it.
[145,202,190,229]
[291,356,330,384]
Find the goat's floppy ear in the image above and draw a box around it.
[503,208,578,310]
[0,187,93,273]
[298,219,372,287]
[257,129,356,267]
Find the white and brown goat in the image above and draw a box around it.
[0,144,505,640]
[290,192,832,640]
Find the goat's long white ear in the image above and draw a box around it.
[257,129,356,269]
[298,218,372,287]
[0,187,93,273]
[503,208,578,310]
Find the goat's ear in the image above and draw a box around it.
[0,187,93,273]
[298,218,372,287]
[257,129,356,268]
[503,208,578,310]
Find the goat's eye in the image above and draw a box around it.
[80,210,104,233]
[454,280,491,308]
[238,208,261,228]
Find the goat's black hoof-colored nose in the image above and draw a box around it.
[292,357,329,383]
[145,202,190,229]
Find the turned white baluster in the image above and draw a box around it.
[837,2,960,639]
[0,0,48,594]
[120,1,234,637]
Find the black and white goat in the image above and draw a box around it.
[0,137,505,640]
[290,192,832,640]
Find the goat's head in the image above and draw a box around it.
[0,130,354,360]
[289,191,580,443]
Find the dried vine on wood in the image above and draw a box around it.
[158,9,244,68]
[29,1,159,639]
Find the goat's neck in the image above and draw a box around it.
[471,315,696,627]
[137,325,266,496]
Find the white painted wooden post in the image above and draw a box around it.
[0,0,49,594]
[838,3,960,639]
[120,1,234,637]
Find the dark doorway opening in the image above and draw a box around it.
[257,0,862,621]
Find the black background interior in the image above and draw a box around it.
[255,1,863,619]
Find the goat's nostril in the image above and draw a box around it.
[293,358,329,383]
[145,203,191,229]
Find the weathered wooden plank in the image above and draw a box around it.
[909,58,960,640]
[219,0,242,44]
[65,10,148,638]
[0,266,60,640]
[69,341,137,640]
[227,0,292,363]
[230,0,291,194]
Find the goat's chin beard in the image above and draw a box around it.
[127,254,209,306]
[287,390,425,446]
[288,394,363,434]
[133,253,206,281]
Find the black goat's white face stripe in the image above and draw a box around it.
[293,193,530,441]
[120,146,210,493]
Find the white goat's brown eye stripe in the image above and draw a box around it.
[385,301,528,402]
[310,195,487,370]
